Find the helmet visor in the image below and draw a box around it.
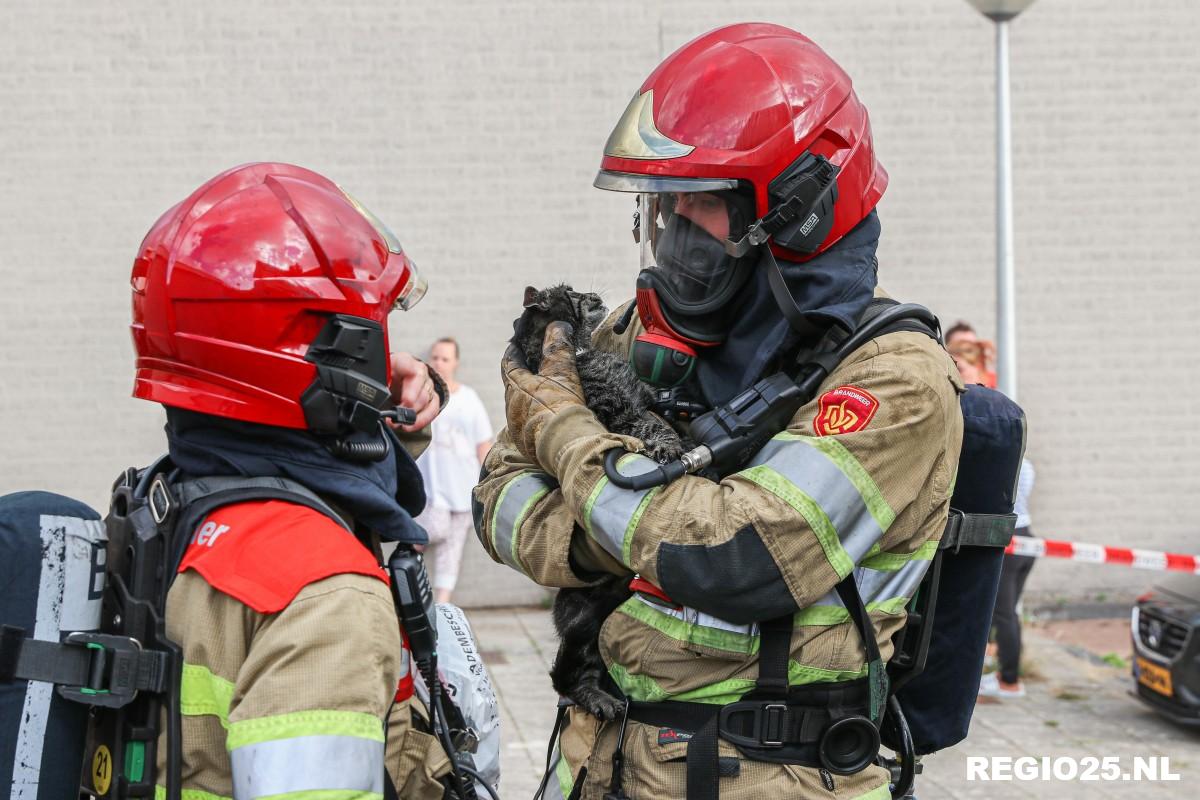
[638,190,752,311]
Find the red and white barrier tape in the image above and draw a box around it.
[1005,536,1200,574]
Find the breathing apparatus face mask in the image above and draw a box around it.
[630,189,755,388]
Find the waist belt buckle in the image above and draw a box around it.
[761,703,787,748]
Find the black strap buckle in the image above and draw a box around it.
[58,632,167,709]
[149,475,173,525]
[718,701,790,749]
[1,628,167,709]
[941,508,966,553]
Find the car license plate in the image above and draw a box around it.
[1136,657,1173,697]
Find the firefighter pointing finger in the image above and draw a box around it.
[475,24,964,800]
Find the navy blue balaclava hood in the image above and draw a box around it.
[165,408,428,544]
[693,210,881,406]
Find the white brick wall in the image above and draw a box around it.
[1,1,1197,605]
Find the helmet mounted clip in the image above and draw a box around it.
[723,153,841,258]
[301,314,407,454]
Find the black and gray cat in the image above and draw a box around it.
[511,284,681,719]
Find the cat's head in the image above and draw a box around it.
[513,284,607,372]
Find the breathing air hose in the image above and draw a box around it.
[604,303,938,491]
[883,695,917,799]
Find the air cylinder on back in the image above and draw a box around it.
[890,385,1026,754]
[1,491,106,798]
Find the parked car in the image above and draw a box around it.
[1130,573,1200,726]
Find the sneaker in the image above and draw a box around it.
[978,672,1026,698]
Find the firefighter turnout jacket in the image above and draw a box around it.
[155,496,448,797]
[474,297,964,800]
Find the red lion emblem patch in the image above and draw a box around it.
[813,385,879,436]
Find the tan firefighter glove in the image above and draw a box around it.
[501,321,591,469]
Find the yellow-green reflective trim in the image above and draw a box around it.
[226,710,384,751]
[256,792,384,800]
[510,486,550,566]
[789,660,870,685]
[850,783,892,800]
[616,596,760,655]
[739,465,854,578]
[794,605,853,626]
[154,787,231,800]
[869,596,911,615]
[778,433,895,531]
[622,486,660,565]
[489,471,528,559]
[555,752,575,799]
[582,475,609,540]
[859,539,938,571]
[795,597,913,626]
[609,660,869,706]
[180,663,234,728]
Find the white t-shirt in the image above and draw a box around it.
[417,384,493,512]
[1014,458,1035,529]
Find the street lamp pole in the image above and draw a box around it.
[995,17,1017,400]
[966,0,1035,401]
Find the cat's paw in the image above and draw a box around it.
[570,685,627,721]
[643,436,684,464]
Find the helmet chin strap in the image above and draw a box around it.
[762,246,827,340]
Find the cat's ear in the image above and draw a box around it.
[523,286,543,309]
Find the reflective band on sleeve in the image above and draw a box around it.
[794,556,934,626]
[856,557,931,609]
[860,539,938,571]
[226,709,385,750]
[230,735,384,799]
[746,438,887,568]
[180,663,235,728]
[781,434,895,531]
[583,453,659,565]
[490,472,554,572]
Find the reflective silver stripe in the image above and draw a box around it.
[857,557,932,607]
[491,472,554,571]
[811,589,844,608]
[641,596,759,638]
[230,735,384,799]
[584,454,659,563]
[747,439,883,563]
[796,558,933,625]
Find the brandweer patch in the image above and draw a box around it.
[813,385,879,436]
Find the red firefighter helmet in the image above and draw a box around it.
[131,163,426,432]
[595,22,886,261]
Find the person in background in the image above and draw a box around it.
[417,337,494,603]
[947,319,1035,698]
[979,457,1036,698]
[945,320,997,388]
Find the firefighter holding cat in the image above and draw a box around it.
[475,24,964,800]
